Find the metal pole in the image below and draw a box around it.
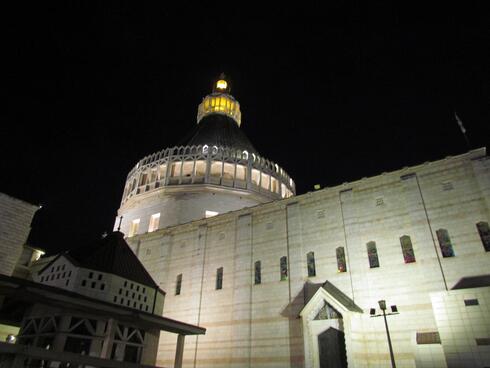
[382,309,396,368]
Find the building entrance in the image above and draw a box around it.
[318,327,348,368]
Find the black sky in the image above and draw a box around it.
[2,4,489,254]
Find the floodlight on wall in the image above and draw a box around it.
[370,308,376,316]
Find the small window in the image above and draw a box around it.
[100,284,105,291]
[124,281,128,287]
[254,261,261,285]
[62,265,65,271]
[436,229,455,257]
[40,276,44,282]
[307,252,316,277]
[119,288,122,295]
[144,296,147,302]
[129,219,140,237]
[62,272,66,278]
[176,274,182,295]
[136,286,140,291]
[476,221,490,251]
[81,280,87,287]
[98,274,102,280]
[120,299,124,305]
[125,290,129,296]
[149,213,161,232]
[464,299,479,306]
[133,302,137,308]
[280,256,288,281]
[336,247,347,272]
[68,271,72,277]
[127,300,130,306]
[113,296,117,303]
[367,241,380,268]
[216,267,223,290]
[400,235,416,263]
[88,272,93,279]
[65,279,69,286]
[91,282,96,288]
[375,197,384,206]
[130,283,134,289]
[132,292,135,298]
[145,306,149,312]
[142,288,146,293]
[56,274,60,279]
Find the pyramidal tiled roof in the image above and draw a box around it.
[43,232,159,289]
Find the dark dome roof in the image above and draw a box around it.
[185,114,258,154]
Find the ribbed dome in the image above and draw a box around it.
[186,114,258,154]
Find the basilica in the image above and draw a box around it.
[113,76,490,368]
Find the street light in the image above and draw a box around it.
[370,300,399,368]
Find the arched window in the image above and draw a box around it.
[400,235,416,263]
[175,274,182,295]
[436,229,455,257]
[476,222,490,251]
[307,252,316,277]
[366,241,379,268]
[216,267,223,290]
[254,261,261,285]
[280,256,288,281]
[336,247,347,272]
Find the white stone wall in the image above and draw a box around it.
[115,186,267,237]
[127,149,490,368]
[0,193,39,276]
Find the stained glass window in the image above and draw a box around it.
[254,261,261,285]
[336,247,347,272]
[216,267,223,290]
[307,252,316,277]
[436,229,455,257]
[476,222,490,251]
[280,256,288,281]
[400,235,416,263]
[175,274,182,295]
[367,241,379,268]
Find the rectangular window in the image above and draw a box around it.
[129,219,140,237]
[216,267,223,290]
[261,173,270,190]
[182,161,194,177]
[271,177,279,193]
[236,164,247,181]
[175,274,182,295]
[477,221,490,251]
[194,160,206,177]
[367,241,380,268]
[280,256,288,281]
[254,261,261,285]
[400,235,416,263]
[223,163,235,180]
[148,213,161,232]
[210,161,222,177]
[436,229,455,257]
[307,252,316,277]
[139,173,148,186]
[464,299,479,306]
[251,169,260,186]
[170,162,182,177]
[336,247,347,272]
[158,164,167,180]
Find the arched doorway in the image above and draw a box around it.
[318,327,347,368]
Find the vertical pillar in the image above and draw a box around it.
[100,318,116,359]
[175,334,185,368]
[52,315,71,352]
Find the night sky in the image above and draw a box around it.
[2,4,489,254]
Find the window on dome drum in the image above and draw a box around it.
[150,169,157,183]
[194,160,206,177]
[182,161,194,177]
[436,229,455,257]
[280,256,288,281]
[367,241,380,268]
[254,261,261,285]
[476,221,490,251]
[139,173,148,186]
[170,162,182,177]
[223,163,235,180]
[216,267,223,290]
[236,164,247,181]
[400,235,416,263]
[251,169,260,186]
[129,219,140,237]
[158,164,167,180]
[261,173,271,190]
[271,177,280,194]
[175,274,182,295]
[210,161,222,177]
[336,247,347,272]
[307,252,316,277]
[148,213,160,232]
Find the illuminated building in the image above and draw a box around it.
[118,76,490,368]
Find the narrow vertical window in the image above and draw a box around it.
[436,229,455,257]
[254,261,261,285]
[400,235,416,263]
[307,252,316,277]
[216,267,223,290]
[280,256,288,281]
[148,213,160,232]
[476,222,490,251]
[129,219,140,237]
[367,241,380,268]
[336,247,347,272]
[175,274,182,295]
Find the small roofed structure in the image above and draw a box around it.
[0,232,205,367]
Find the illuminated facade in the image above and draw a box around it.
[118,78,490,368]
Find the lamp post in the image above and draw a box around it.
[370,300,399,368]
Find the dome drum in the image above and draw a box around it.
[121,144,295,206]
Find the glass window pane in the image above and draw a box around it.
[400,235,416,263]
[280,256,288,281]
[194,160,206,176]
[307,252,316,277]
[336,247,347,272]
[261,173,270,190]
[236,164,247,181]
[210,161,222,177]
[367,241,379,268]
[477,222,490,251]
[223,163,235,180]
[436,229,455,257]
[182,161,194,177]
[254,261,261,285]
[252,169,260,185]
